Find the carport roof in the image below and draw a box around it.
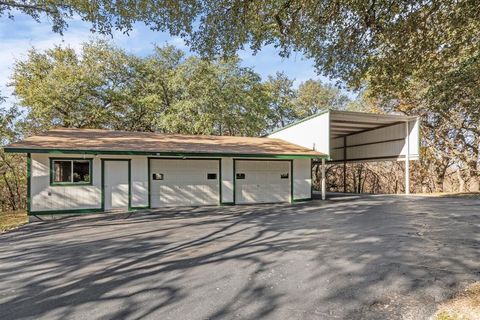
[3,128,326,158]
[329,110,418,138]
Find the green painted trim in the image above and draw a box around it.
[233,159,293,204]
[101,159,105,211]
[4,147,325,159]
[147,157,151,209]
[233,159,236,204]
[148,157,222,207]
[293,198,312,202]
[49,157,93,186]
[130,206,149,211]
[128,159,132,211]
[220,202,235,206]
[267,109,330,136]
[27,153,31,214]
[290,159,294,203]
[29,208,104,215]
[328,111,332,160]
[310,158,313,199]
[49,183,93,187]
[101,159,131,211]
[219,158,222,205]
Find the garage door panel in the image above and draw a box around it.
[235,160,290,204]
[151,159,219,207]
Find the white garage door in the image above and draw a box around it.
[150,159,220,207]
[235,160,291,204]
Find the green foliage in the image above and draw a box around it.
[159,56,270,135]
[295,80,348,117]
[5,2,479,92]
[11,40,347,137]
[264,72,297,129]
[0,106,26,211]
[12,41,143,131]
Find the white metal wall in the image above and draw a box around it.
[268,112,330,154]
[293,159,311,199]
[268,111,420,162]
[407,119,420,158]
[330,120,420,161]
[30,154,313,212]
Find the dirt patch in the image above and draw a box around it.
[415,192,480,199]
[0,211,28,233]
[433,282,480,320]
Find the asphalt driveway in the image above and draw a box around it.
[1,194,479,320]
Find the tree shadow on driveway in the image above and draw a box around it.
[0,195,479,319]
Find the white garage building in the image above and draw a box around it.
[4,110,420,216]
[4,128,325,215]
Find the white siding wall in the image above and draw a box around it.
[31,154,149,212]
[30,154,313,212]
[293,158,311,200]
[31,154,101,212]
[131,157,149,207]
[221,157,234,203]
[268,112,330,154]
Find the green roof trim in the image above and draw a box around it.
[266,109,330,136]
[3,147,327,159]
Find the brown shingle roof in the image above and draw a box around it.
[4,128,325,158]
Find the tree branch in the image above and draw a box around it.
[0,1,60,16]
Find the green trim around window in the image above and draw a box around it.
[49,157,93,186]
[4,147,326,159]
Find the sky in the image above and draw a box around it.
[0,13,352,111]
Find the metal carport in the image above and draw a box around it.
[268,110,420,198]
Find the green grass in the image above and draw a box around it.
[0,211,28,233]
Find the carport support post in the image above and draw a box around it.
[405,121,410,195]
[343,136,347,193]
[321,158,326,200]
